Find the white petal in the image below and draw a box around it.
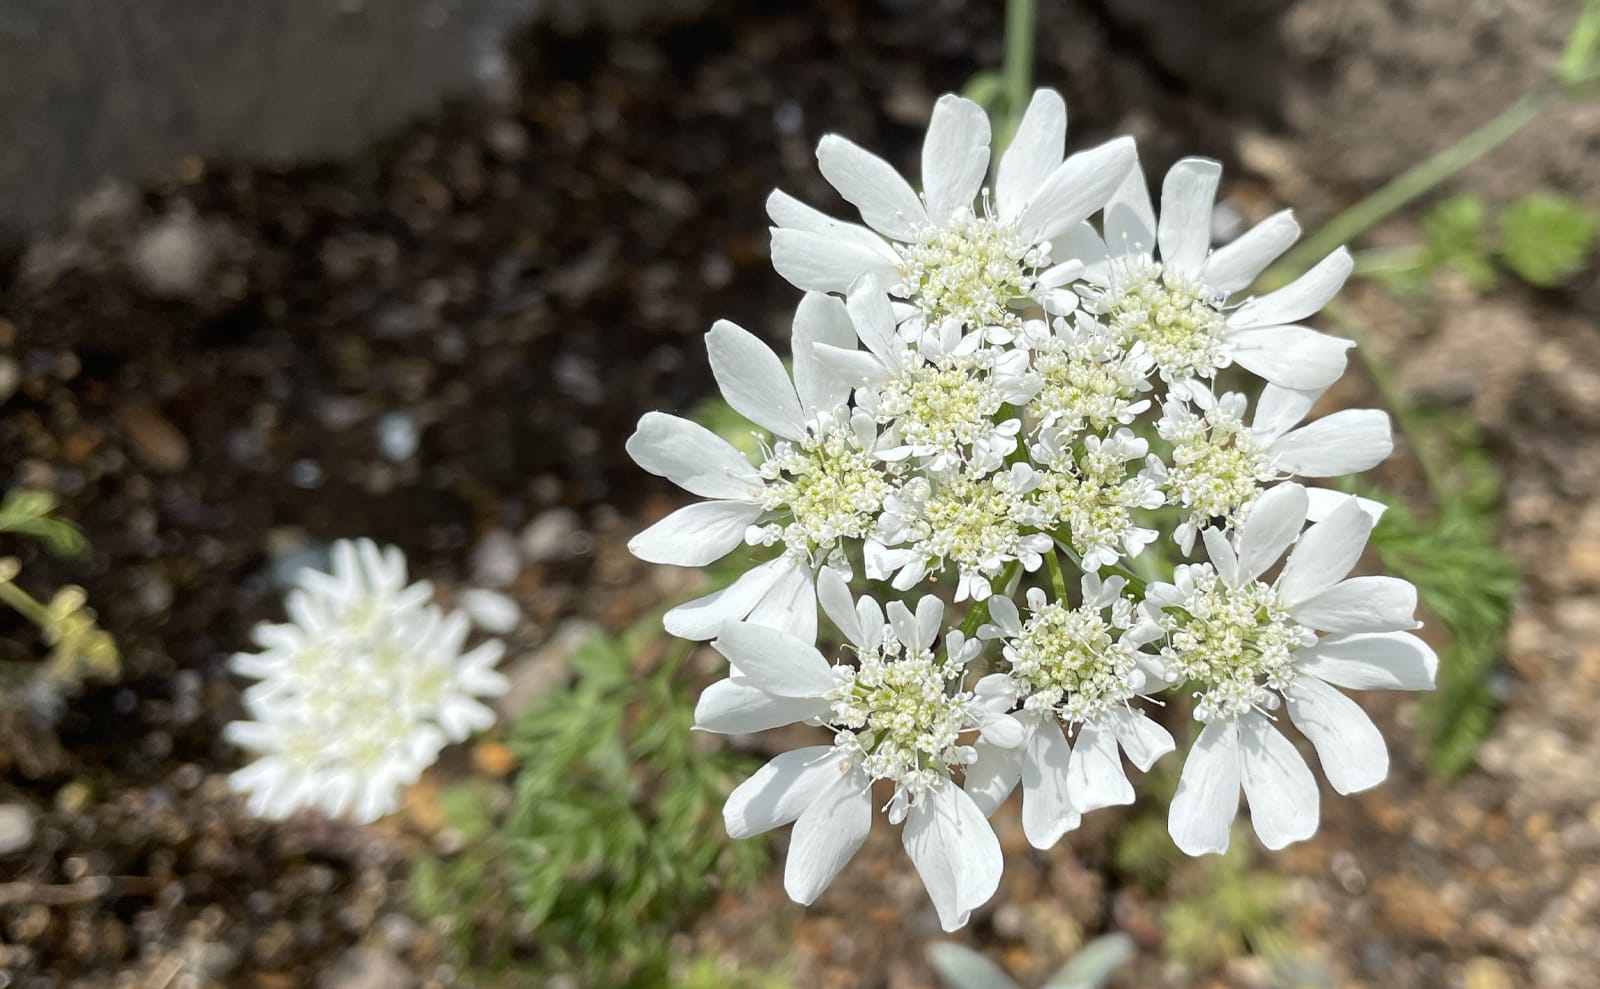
[770,228,902,293]
[1237,714,1320,850]
[816,567,864,647]
[714,621,833,697]
[966,734,1026,818]
[766,189,902,258]
[746,559,818,646]
[707,320,807,440]
[1202,527,1239,587]
[1251,384,1319,442]
[995,88,1066,222]
[903,784,1003,932]
[845,276,905,371]
[628,500,762,566]
[725,746,839,837]
[792,293,857,418]
[1277,496,1373,607]
[625,412,762,500]
[663,557,790,640]
[812,343,890,387]
[785,770,873,904]
[1236,481,1309,583]
[1109,708,1176,772]
[1285,676,1389,794]
[1157,157,1221,274]
[1271,409,1393,477]
[1201,209,1300,295]
[815,134,927,240]
[1228,325,1353,391]
[1067,723,1135,812]
[914,595,943,652]
[1018,136,1137,245]
[695,679,831,734]
[1103,157,1156,253]
[1168,720,1240,856]
[1296,632,1438,691]
[1054,221,1110,280]
[1292,576,1420,633]
[922,95,992,219]
[1305,487,1387,524]
[1229,247,1353,329]
[1021,717,1079,849]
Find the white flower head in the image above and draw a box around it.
[1152,484,1436,855]
[225,539,508,823]
[628,295,879,644]
[769,89,1136,333]
[695,572,1021,931]
[1026,425,1164,570]
[1075,157,1356,392]
[1021,313,1154,435]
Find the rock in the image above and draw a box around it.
[520,507,586,562]
[128,213,213,299]
[0,804,36,856]
[1463,956,1516,989]
[459,587,520,634]
[118,404,191,473]
[317,946,416,989]
[374,411,419,462]
[469,529,521,588]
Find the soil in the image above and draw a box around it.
[1,1,1596,987]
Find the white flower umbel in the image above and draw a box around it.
[769,89,1135,332]
[628,295,874,644]
[1153,385,1393,552]
[815,278,1037,475]
[1150,484,1436,855]
[1026,426,1163,570]
[1021,314,1154,435]
[1075,158,1355,392]
[225,539,508,823]
[964,576,1175,849]
[872,462,1053,602]
[695,572,1021,931]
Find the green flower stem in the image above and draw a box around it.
[997,0,1037,152]
[1044,547,1068,600]
[0,566,51,629]
[1266,82,1553,286]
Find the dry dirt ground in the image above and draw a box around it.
[0,1,1596,987]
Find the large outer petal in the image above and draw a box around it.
[1292,576,1420,633]
[707,320,806,440]
[1277,496,1374,608]
[663,556,790,640]
[628,500,761,566]
[695,679,831,734]
[1021,717,1079,849]
[746,559,818,646]
[995,88,1066,222]
[724,745,840,837]
[903,784,1003,932]
[1169,720,1240,856]
[626,412,762,500]
[1285,675,1390,794]
[785,769,874,904]
[1229,247,1353,329]
[1103,159,1156,253]
[922,95,991,219]
[1066,722,1135,812]
[1236,482,1309,584]
[1017,136,1137,245]
[1270,409,1393,477]
[1157,157,1222,275]
[1295,632,1438,691]
[1201,208,1300,296]
[965,735,1026,818]
[770,227,902,293]
[1238,714,1320,850]
[714,622,833,697]
[816,135,928,241]
[1228,324,1353,391]
[791,292,858,419]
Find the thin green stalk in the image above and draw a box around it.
[0,573,51,628]
[1044,548,1068,600]
[997,0,1037,151]
[1268,82,1553,285]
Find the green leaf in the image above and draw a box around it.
[1420,194,1497,290]
[0,489,89,557]
[1497,191,1597,287]
[1560,0,1600,87]
[962,71,1006,114]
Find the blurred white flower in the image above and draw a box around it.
[225,539,508,823]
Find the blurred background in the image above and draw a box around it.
[1,1,1597,987]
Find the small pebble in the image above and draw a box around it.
[0,804,36,856]
[459,588,520,634]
